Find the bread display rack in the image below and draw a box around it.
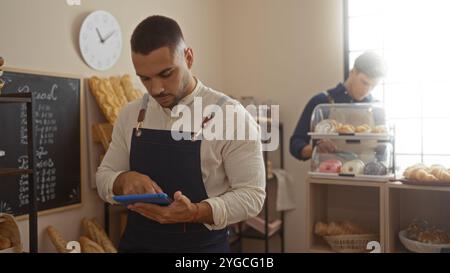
[308,103,396,182]
[0,92,38,253]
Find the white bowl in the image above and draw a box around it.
[399,230,450,253]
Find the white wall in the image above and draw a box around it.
[0,0,225,252]
[222,0,344,252]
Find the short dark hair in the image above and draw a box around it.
[131,15,184,55]
[353,51,387,79]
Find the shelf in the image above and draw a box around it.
[308,133,392,141]
[309,172,393,183]
[307,176,385,188]
[0,168,33,176]
[0,93,32,103]
[388,181,450,192]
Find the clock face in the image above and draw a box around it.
[79,10,122,71]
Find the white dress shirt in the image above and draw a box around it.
[96,79,266,230]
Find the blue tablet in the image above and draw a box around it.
[113,193,172,206]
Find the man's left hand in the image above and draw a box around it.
[128,191,198,224]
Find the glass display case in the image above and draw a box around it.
[309,103,389,139]
[308,103,395,182]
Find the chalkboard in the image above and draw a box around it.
[0,69,82,217]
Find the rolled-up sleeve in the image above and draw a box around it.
[96,106,131,204]
[203,111,266,230]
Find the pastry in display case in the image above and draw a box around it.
[309,139,394,181]
[308,103,395,181]
[309,103,390,138]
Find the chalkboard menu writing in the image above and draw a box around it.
[0,70,81,216]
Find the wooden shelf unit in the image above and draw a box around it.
[307,177,450,253]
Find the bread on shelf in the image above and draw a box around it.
[403,163,450,182]
[46,225,69,253]
[88,75,143,124]
[314,220,368,236]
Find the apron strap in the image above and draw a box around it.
[322,90,335,104]
[135,93,150,137]
[191,95,229,141]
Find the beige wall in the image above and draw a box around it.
[0,0,225,252]
[222,0,344,252]
[0,0,344,252]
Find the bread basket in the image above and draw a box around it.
[324,234,379,253]
[0,213,23,253]
[399,230,450,253]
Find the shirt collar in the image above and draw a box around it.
[336,82,373,103]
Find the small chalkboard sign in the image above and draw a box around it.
[0,68,82,217]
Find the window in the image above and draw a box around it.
[345,0,450,172]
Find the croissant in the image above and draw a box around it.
[337,124,355,134]
[408,168,438,181]
[355,124,371,133]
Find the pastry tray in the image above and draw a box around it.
[309,172,394,182]
[398,178,450,187]
[308,132,392,141]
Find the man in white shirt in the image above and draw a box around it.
[96,15,266,252]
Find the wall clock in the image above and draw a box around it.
[79,10,122,71]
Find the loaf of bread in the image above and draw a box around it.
[0,234,11,250]
[0,214,21,250]
[82,218,117,253]
[79,236,105,253]
[90,218,117,253]
[89,75,143,124]
[314,221,368,236]
[109,76,129,106]
[46,226,69,253]
[121,75,143,102]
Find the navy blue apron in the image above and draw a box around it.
[118,97,229,253]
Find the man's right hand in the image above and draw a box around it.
[316,139,338,153]
[113,171,163,195]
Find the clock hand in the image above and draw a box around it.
[103,30,116,42]
[95,27,105,43]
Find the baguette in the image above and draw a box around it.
[46,226,69,253]
[79,236,105,253]
[91,218,117,253]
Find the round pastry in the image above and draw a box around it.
[355,124,372,133]
[364,161,388,175]
[337,124,355,134]
[318,159,342,173]
[314,119,338,134]
[341,159,365,175]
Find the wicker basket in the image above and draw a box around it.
[324,234,379,253]
[0,213,22,253]
[399,230,450,253]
